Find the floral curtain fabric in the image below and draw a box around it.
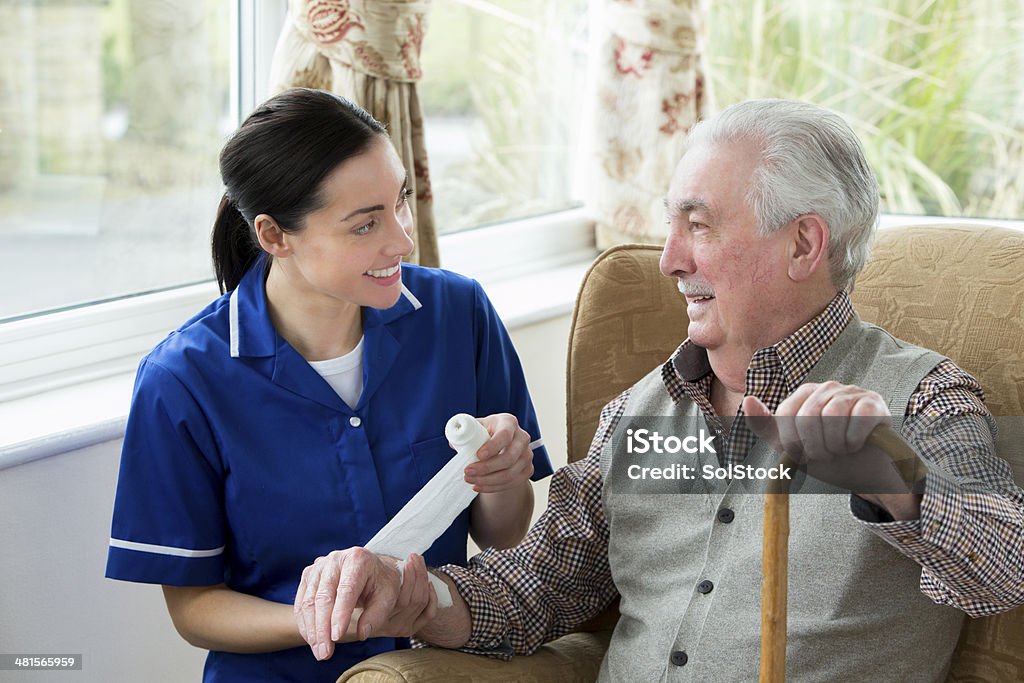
[591,0,713,248]
[269,0,439,267]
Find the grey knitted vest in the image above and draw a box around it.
[598,317,964,682]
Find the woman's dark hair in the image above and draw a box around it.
[211,88,387,293]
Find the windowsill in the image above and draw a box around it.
[0,258,594,470]
[0,373,134,470]
[878,214,1024,231]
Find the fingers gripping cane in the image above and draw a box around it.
[758,426,926,682]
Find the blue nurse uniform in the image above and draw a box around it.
[106,259,553,681]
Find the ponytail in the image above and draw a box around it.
[211,194,260,294]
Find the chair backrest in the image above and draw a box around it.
[853,224,1024,681]
[564,225,1024,680]
[566,244,686,465]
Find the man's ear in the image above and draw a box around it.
[254,214,291,257]
[787,214,829,282]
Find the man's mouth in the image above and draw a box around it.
[677,280,714,301]
[678,281,715,302]
[365,264,401,278]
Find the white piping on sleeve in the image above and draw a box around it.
[530,438,544,451]
[109,537,225,559]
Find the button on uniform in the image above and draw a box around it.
[349,416,362,428]
[697,580,714,594]
[717,507,735,524]
[670,650,688,666]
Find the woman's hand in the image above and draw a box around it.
[463,413,534,493]
[464,414,537,548]
[294,549,437,661]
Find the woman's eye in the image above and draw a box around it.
[399,188,414,206]
[354,219,376,235]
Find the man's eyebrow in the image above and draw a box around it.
[340,175,409,222]
[664,197,715,220]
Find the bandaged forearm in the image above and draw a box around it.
[365,414,489,608]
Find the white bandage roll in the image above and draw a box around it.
[365,414,490,609]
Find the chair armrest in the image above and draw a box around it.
[946,606,1024,681]
[337,630,612,683]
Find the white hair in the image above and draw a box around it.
[686,99,879,291]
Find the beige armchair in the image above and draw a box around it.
[340,224,1024,682]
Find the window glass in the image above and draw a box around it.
[419,0,590,234]
[0,0,231,320]
[708,0,1024,220]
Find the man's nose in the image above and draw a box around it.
[660,231,695,278]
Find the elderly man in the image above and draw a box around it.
[295,100,1024,681]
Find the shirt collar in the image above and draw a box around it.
[770,290,853,392]
[363,280,422,330]
[665,290,855,399]
[228,258,423,358]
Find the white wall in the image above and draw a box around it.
[0,314,571,683]
[0,439,204,682]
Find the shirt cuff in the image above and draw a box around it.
[432,561,515,659]
[849,470,964,555]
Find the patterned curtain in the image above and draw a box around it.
[269,0,439,267]
[590,0,713,248]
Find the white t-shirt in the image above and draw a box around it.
[307,336,364,410]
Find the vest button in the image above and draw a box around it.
[717,507,735,524]
[697,580,714,594]
[349,416,362,428]
[670,650,688,666]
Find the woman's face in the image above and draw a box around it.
[277,136,415,311]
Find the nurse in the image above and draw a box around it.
[106,88,553,681]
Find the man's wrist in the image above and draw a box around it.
[856,491,922,521]
[416,571,472,649]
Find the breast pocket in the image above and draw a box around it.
[409,435,457,487]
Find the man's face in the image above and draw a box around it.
[660,140,794,355]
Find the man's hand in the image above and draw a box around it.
[742,382,921,518]
[463,414,534,493]
[293,549,437,661]
[743,382,891,458]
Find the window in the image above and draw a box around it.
[1,0,592,319]
[0,0,235,322]
[708,0,1024,221]
[0,0,593,403]
[419,0,590,233]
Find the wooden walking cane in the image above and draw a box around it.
[758,425,927,682]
